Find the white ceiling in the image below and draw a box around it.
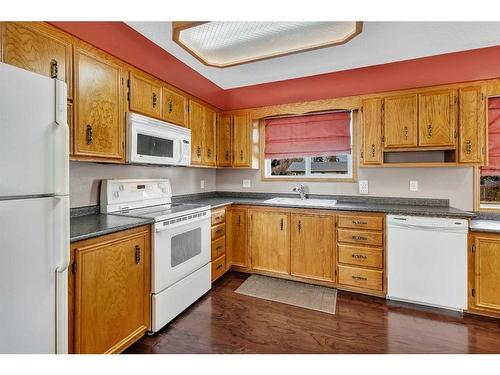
[126,21,500,89]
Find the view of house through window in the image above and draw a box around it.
[480,97,500,208]
[264,111,353,179]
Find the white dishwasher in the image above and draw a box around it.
[387,215,468,311]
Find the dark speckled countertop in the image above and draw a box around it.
[70,214,154,243]
[71,192,475,242]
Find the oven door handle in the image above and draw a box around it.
[155,214,209,232]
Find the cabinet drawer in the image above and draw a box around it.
[211,254,226,282]
[338,265,383,291]
[337,228,383,246]
[211,223,226,240]
[338,244,383,269]
[211,208,226,226]
[211,236,226,260]
[338,215,383,231]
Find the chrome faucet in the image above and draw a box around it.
[293,184,307,200]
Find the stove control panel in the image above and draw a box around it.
[100,179,172,213]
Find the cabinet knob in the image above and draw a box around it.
[86,124,93,145]
[152,93,157,108]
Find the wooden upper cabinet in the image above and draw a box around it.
[290,213,335,282]
[204,107,217,166]
[73,47,124,162]
[232,113,252,167]
[129,72,162,119]
[189,100,204,165]
[72,226,150,354]
[383,94,418,148]
[361,98,383,165]
[229,207,248,268]
[0,22,73,99]
[418,89,457,147]
[249,209,290,275]
[162,86,188,127]
[217,113,233,167]
[470,234,500,314]
[458,86,485,164]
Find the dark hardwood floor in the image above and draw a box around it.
[125,272,500,354]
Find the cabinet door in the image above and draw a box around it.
[249,209,290,275]
[217,113,233,167]
[229,207,248,268]
[383,94,418,148]
[73,48,124,162]
[291,214,335,282]
[472,235,500,312]
[73,229,150,354]
[361,98,383,165]
[162,87,187,127]
[129,72,162,119]
[458,86,485,164]
[203,107,217,166]
[418,89,457,147]
[189,100,204,165]
[1,22,72,98]
[233,113,252,167]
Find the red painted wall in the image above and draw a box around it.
[50,22,500,112]
[49,22,225,109]
[224,45,500,110]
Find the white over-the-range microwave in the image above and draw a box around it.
[127,112,191,166]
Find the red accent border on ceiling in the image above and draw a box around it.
[49,21,225,109]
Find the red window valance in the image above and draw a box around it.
[481,98,500,176]
[264,112,351,159]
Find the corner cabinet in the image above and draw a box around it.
[468,232,500,317]
[73,46,125,163]
[216,112,254,168]
[69,225,151,354]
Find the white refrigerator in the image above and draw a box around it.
[0,62,69,353]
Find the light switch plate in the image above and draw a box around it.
[242,179,251,188]
[409,180,418,192]
[359,180,369,195]
[200,180,205,189]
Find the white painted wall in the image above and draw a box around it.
[216,167,474,211]
[69,161,216,208]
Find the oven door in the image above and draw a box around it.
[152,212,210,293]
[128,123,183,165]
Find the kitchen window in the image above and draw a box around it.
[479,97,500,209]
[263,111,354,180]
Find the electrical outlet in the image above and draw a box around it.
[242,179,251,188]
[200,180,205,189]
[409,180,418,192]
[359,180,369,195]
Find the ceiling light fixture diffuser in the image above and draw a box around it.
[172,21,363,68]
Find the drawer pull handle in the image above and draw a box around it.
[427,124,433,138]
[216,246,223,250]
[240,150,244,161]
[352,275,367,281]
[207,148,212,158]
[86,124,93,145]
[152,93,157,108]
[214,216,223,220]
[135,245,141,264]
[466,140,472,154]
[351,220,368,225]
[298,220,301,233]
[371,143,376,157]
[352,236,368,241]
[216,264,223,270]
[216,229,223,234]
[196,146,202,158]
[280,218,284,231]
[50,59,58,78]
[403,126,408,140]
[352,254,368,259]
[168,99,173,113]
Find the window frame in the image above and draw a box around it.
[259,109,358,182]
[475,93,500,212]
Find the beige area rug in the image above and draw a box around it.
[235,274,337,314]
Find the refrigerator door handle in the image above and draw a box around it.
[55,195,69,354]
[54,79,69,196]
[55,195,70,273]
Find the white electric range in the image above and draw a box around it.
[101,179,211,333]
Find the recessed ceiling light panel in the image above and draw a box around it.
[173,21,363,68]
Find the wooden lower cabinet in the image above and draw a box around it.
[228,207,249,268]
[468,232,500,317]
[69,225,151,354]
[249,208,290,275]
[290,213,335,282]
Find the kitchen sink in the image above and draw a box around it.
[264,197,337,207]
